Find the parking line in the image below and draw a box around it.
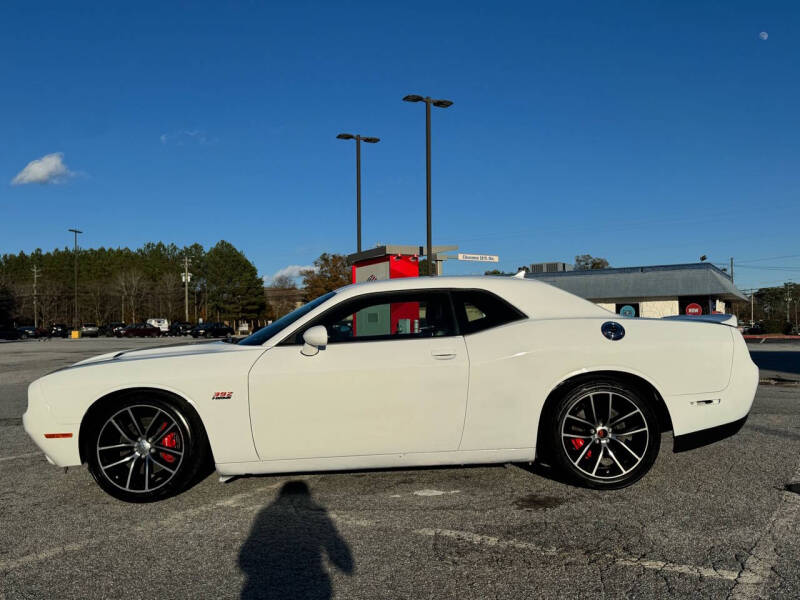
[728,458,800,598]
[0,481,283,573]
[0,477,776,587]
[0,452,41,463]
[413,527,744,582]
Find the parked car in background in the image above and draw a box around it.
[190,322,234,338]
[0,324,23,340]
[49,323,69,338]
[743,323,765,335]
[17,325,46,339]
[101,322,127,337]
[80,323,100,338]
[146,318,170,333]
[168,321,194,336]
[119,323,161,338]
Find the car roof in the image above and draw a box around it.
[332,275,610,319]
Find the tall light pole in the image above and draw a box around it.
[337,133,380,253]
[403,94,453,276]
[68,228,82,330]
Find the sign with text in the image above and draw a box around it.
[457,253,499,263]
[686,303,703,316]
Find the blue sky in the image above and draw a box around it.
[1,1,798,290]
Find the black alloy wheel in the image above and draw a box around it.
[547,379,660,489]
[86,395,210,502]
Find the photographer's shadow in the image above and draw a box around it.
[238,481,354,600]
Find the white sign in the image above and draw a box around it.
[354,261,390,283]
[181,272,192,283]
[457,253,499,263]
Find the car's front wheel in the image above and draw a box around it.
[85,395,210,502]
[546,379,660,489]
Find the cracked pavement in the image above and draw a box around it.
[1,338,799,599]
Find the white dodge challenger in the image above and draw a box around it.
[24,276,758,502]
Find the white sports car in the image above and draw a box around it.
[24,276,758,502]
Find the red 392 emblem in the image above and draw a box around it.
[211,391,233,400]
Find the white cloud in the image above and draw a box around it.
[160,130,213,145]
[11,152,74,185]
[263,264,316,284]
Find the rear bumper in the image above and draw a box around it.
[673,413,749,452]
[664,334,759,439]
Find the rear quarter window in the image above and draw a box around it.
[451,289,527,334]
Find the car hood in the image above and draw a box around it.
[71,341,261,368]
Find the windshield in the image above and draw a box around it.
[238,291,336,346]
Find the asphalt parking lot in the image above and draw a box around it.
[1,338,799,599]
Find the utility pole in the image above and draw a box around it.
[182,256,191,322]
[730,257,734,284]
[31,265,40,328]
[787,283,793,324]
[68,229,82,331]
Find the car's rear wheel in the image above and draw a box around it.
[86,395,210,502]
[547,379,660,489]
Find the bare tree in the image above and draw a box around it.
[116,270,144,323]
[271,274,296,289]
[159,271,182,319]
[574,255,610,270]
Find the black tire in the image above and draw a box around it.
[85,394,211,502]
[546,379,660,490]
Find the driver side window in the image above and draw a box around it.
[295,291,456,344]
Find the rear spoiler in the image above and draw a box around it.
[662,314,738,327]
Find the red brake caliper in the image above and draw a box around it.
[570,438,592,459]
[160,431,178,463]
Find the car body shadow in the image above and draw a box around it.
[238,481,354,600]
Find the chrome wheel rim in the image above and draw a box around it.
[560,391,649,480]
[96,404,185,493]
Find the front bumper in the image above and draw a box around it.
[23,380,82,467]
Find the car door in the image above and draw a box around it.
[248,290,469,461]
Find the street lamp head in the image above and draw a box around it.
[432,99,453,108]
[68,228,83,234]
[361,137,380,144]
[336,133,355,140]
[402,94,424,103]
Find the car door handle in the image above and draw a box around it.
[431,350,457,360]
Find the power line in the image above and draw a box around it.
[734,254,800,264]
[732,265,800,272]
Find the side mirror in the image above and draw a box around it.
[301,325,328,356]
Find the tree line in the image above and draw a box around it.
[738,283,800,333]
[0,241,267,327]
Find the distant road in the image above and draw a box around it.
[748,342,800,382]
